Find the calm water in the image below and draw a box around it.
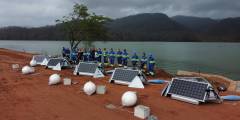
[0,40,239,80]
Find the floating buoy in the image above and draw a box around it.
[22,65,34,74]
[30,59,37,67]
[121,91,137,107]
[83,81,96,95]
[49,74,61,85]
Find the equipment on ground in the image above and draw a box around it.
[48,74,61,85]
[109,68,146,88]
[221,95,240,101]
[30,59,37,67]
[148,79,167,84]
[121,91,137,107]
[83,81,96,95]
[32,55,49,65]
[74,62,104,78]
[46,58,71,71]
[162,77,222,105]
[22,65,35,74]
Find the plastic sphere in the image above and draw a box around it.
[30,59,37,67]
[83,81,96,95]
[121,91,137,107]
[49,74,61,85]
[22,65,33,74]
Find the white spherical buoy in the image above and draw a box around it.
[48,74,61,85]
[83,81,96,95]
[121,91,137,107]
[30,59,37,67]
[22,65,32,74]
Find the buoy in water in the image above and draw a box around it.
[49,74,61,85]
[83,81,96,95]
[121,91,137,107]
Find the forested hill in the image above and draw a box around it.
[0,13,240,42]
[0,25,65,40]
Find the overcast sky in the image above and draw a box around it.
[0,0,239,27]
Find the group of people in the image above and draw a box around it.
[62,47,156,75]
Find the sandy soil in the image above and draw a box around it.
[0,48,240,120]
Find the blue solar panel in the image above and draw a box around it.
[77,63,98,73]
[33,55,49,63]
[111,68,139,82]
[168,78,208,101]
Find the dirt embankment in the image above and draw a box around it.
[1,48,240,120]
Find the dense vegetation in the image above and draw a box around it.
[0,13,240,42]
[56,4,110,50]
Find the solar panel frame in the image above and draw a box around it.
[33,55,49,64]
[167,78,209,102]
[75,62,98,76]
[110,68,140,85]
[47,58,70,68]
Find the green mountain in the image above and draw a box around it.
[172,15,217,32]
[107,13,198,41]
[0,13,239,42]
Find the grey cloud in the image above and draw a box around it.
[0,0,239,27]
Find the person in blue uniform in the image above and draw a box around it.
[90,48,96,61]
[131,52,139,68]
[116,49,123,66]
[109,48,116,67]
[95,48,102,63]
[122,49,129,68]
[103,48,109,66]
[70,49,78,64]
[148,54,156,76]
[77,48,83,62]
[83,48,90,62]
[62,47,66,57]
[65,48,71,59]
[140,52,148,72]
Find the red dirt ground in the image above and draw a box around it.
[0,48,240,120]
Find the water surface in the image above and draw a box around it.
[0,40,239,80]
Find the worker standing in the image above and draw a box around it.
[131,52,139,68]
[109,48,116,67]
[65,48,71,59]
[62,47,66,57]
[116,49,123,66]
[83,48,90,62]
[70,50,78,64]
[103,48,109,66]
[90,48,96,61]
[148,54,156,76]
[77,48,84,62]
[140,52,148,72]
[122,49,129,68]
[95,48,102,63]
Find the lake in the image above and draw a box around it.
[0,40,239,80]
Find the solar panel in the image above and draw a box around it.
[33,55,49,63]
[47,58,65,66]
[77,62,98,74]
[168,78,208,101]
[111,68,139,82]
